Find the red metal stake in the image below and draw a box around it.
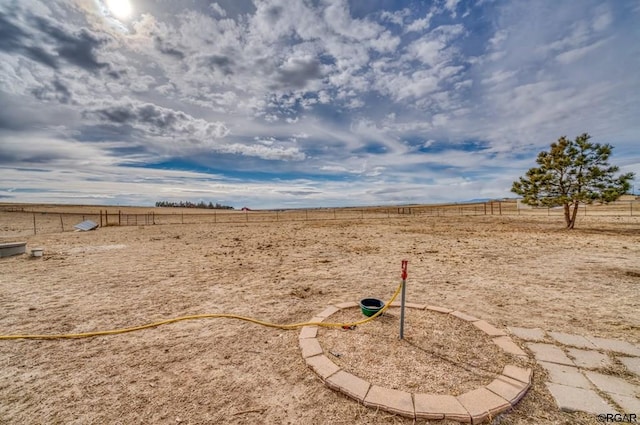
[400,260,408,339]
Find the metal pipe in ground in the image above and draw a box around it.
[399,260,408,339]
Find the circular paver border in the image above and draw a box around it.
[299,302,532,423]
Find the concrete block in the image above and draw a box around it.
[304,354,340,380]
[426,305,453,314]
[526,343,574,366]
[473,320,507,337]
[548,332,597,349]
[586,337,640,357]
[299,338,323,358]
[619,356,640,378]
[316,305,340,319]
[566,348,612,369]
[507,327,546,342]
[307,316,326,324]
[502,365,532,384]
[608,393,640,414]
[325,370,371,402]
[538,361,592,389]
[545,382,617,414]
[298,326,318,339]
[363,385,414,418]
[486,375,530,406]
[584,371,640,397]
[457,387,510,424]
[450,311,479,322]
[493,336,527,357]
[414,394,470,422]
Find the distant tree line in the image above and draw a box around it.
[155,201,234,209]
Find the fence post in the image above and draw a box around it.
[484,203,487,215]
[119,210,121,226]
[499,202,502,215]
[490,202,494,215]
[100,210,103,227]
[60,214,64,232]
[631,202,633,216]
[33,213,36,235]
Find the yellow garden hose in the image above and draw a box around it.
[0,280,403,340]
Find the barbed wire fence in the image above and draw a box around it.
[1,200,638,238]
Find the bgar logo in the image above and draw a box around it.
[597,413,638,423]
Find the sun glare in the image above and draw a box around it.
[105,0,132,20]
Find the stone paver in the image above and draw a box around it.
[566,348,612,369]
[304,355,340,380]
[548,332,597,349]
[546,382,617,414]
[619,356,640,378]
[507,327,546,342]
[316,305,340,319]
[299,338,323,358]
[608,393,640,414]
[583,371,640,397]
[473,320,507,337]
[426,305,453,314]
[527,343,575,366]
[334,301,358,309]
[325,370,371,402]
[363,386,414,418]
[538,361,592,389]
[450,310,479,322]
[308,315,325,324]
[457,387,510,424]
[414,394,470,422]
[502,365,532,384]
[493,336,527,357]
[586,337,640,357]
[298,326,318,339]
[486,375,530,406]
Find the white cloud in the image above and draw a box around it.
[555,39,608,64]
[0,0,638,208]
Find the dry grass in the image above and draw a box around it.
[1,209,639,424]
[319,307,529,395]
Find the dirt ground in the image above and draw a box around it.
[0,212,639,424]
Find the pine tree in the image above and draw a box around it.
[512,133,634,229]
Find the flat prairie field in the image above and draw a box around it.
[0,211,638,424]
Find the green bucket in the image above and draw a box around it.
[359,298,385,317]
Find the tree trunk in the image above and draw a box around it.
[563,203,571,228]
[568,200,580,229]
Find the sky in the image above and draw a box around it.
[1,0,639,209]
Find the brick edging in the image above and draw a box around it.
[299,302,532,423]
